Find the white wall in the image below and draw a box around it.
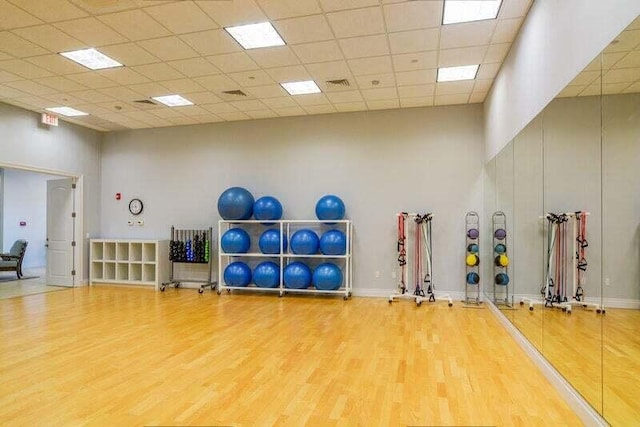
[0,102,102,280]
[484,0,640,161]
[2,169,52,269]
[102,105,484,295]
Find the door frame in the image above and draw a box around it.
[0,161,84,286]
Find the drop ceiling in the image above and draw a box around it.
[0,0,534,131]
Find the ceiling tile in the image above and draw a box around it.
[318,0,379,12]
[347,56,393,76]
[137,36,199,62]
[0,52,12,61]
[604,67,640,84]
[397,84,434,98]
[622,80,640,93]
[468,92,487,103]
[53,17,128,46]
[291,40,344,64]
[168,116,201,126]
[66,72,118,89]
[96,86,143,101]
[434,93,469,106]
[194,115,224,124]
[38,75,87,92]
[98,9,170,41]
[44,93,91,107]
[265,65,311,83]
[0,0,43,29]
[26,54,88,75]
[217,111,250,121]
[144,2,218,34]
[392,51,438,72]
[8,0,87,22]
[439,46,488,67]
[604,30,640,53]
[5,79,58,96]
[124,110,161,124]
[303,104,336,114]
[13,95,55,107]
[334,101,366,112]
[556,85,586,98]
[149,107,186,119]
[159,79,205,94]
[484,43,510,63]
[361,87,397,100]
[12,24,85,52]
[0,59,53,79]
[128,82,171,98]
[569,70,600,86]
[603,52,629,69]
[180,29,241,56]
[0,69,21,83]
[130,63,184,81]
[389,28,439,54]
[294,93,330,106]
[355,72,395,89]
[168,57,221,78]
[435,80,475,95]
[207,52,259,73]
[499,0,533,19]
[194,74,238,91]
[396,69,437,86]
[325,90,363,103]
[305,60,352,81]
[247,46,300,68]
[339,34,389,59]
[603,81,633,94]
[99,43,160,66]
[273,106,306,116]
[256,0,322,20]
[440,20,497,49]
[614,51,640,69]
[0,31,48,57]
[274,15,333,45]
[326,7,385,38]
[69,89,116,103]
[262,96,297,108]
[0,84,30,98]
[97,67,150,85]
[246,109,278,119]
[228,69,275,87]
[202,102,238,114]
[196,0,266,27]
[367,99,399,109]
[383,1,443,32]
[400,97,434,108]
[246,84,288,98]
[230,99,267,111]
[473,79,493,92]
[477,62,501,79]
[181,91,222,105]
[174,105,210,116]
[492,18,522,44]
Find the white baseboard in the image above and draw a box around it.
[513,293,640,309]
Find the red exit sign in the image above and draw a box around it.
[41,112,58,126]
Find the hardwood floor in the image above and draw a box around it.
[0,287,581,426]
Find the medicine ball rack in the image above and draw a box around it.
[160,226,216,294]
[217,219,353,299]
[492,211,512,307]
[464,211,481,305]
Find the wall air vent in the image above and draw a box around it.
[222,90,248,97]
[326,79,350,87]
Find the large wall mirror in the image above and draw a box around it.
[485,15,640,425]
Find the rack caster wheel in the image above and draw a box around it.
[520,301,524,306]
[388,299,392,304]
[602,310,606,314]
[160,286,165,292]
[448,302,453,307]
[175,283,180,288]
[416,299,422,307]
[216,290,221,295]
[529,306,534,311]
[198,288,204,294]
[226,289,231,294]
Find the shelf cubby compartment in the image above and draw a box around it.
[129,263,142,281]
[116,243,129,261]
[91,262,103,280]
[104,242,116,261]
[116,263,129,281]
[91,242,104,260]
[142,243,156,262]
[142,264,156,283]
[130,243,143,262]
[104,262,116,280]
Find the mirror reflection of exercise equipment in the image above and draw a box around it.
[492,211,511,307]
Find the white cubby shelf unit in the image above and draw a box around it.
[90,239,169,290]
[218,219,353,299]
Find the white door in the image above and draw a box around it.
[47,178,75,287]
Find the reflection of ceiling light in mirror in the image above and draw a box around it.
[437,65,479,82]
[281,80,321,95]
[59,48,123,70]
[225,22,285,49]
[151,95,194,107]
[46,106,89,117]
[443,0,502,25]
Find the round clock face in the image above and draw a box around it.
[129,198,143,215]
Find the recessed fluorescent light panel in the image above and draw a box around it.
[280,80,322,95]
[59,48,123,70]
[151,95,194,107]
[45,107,89,117]
[437,65,480,82]
[225,22,285,49]
[443,0,502,25]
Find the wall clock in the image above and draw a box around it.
[129,198,143,216]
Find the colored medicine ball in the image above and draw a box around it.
[466,272,480,285]
[495,273,510,286]
[466,254,479,267]
[494,228,507,240]
[467,228,479,240]
[467,243,479,253]
[495,254,509,267]
[494,244,507,254]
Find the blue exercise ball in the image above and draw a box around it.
[217,187,254,220]
[315,195,345,222]
[224,262,252,287]
[466,272,480,285]
[290,229,319,255]
[495,273,510,286]
[283,262,312,289]
[253,196,283,224]
[220,228,251,253]
[253,261,280,288]
[467,243,479,253]
[319,229,346,255]
[313,263,343,291]
[258,229,287,254]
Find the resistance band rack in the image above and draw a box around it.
[464,211,481,305]
[160,226,216,293]
[492,211,511,307]
[389,212,453,307]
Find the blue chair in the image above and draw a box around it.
[0,240,28,279]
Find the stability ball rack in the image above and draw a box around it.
[389,212,453,307]
[464,211,481,305]
[492,211,512,307]
[161,226,216,293]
